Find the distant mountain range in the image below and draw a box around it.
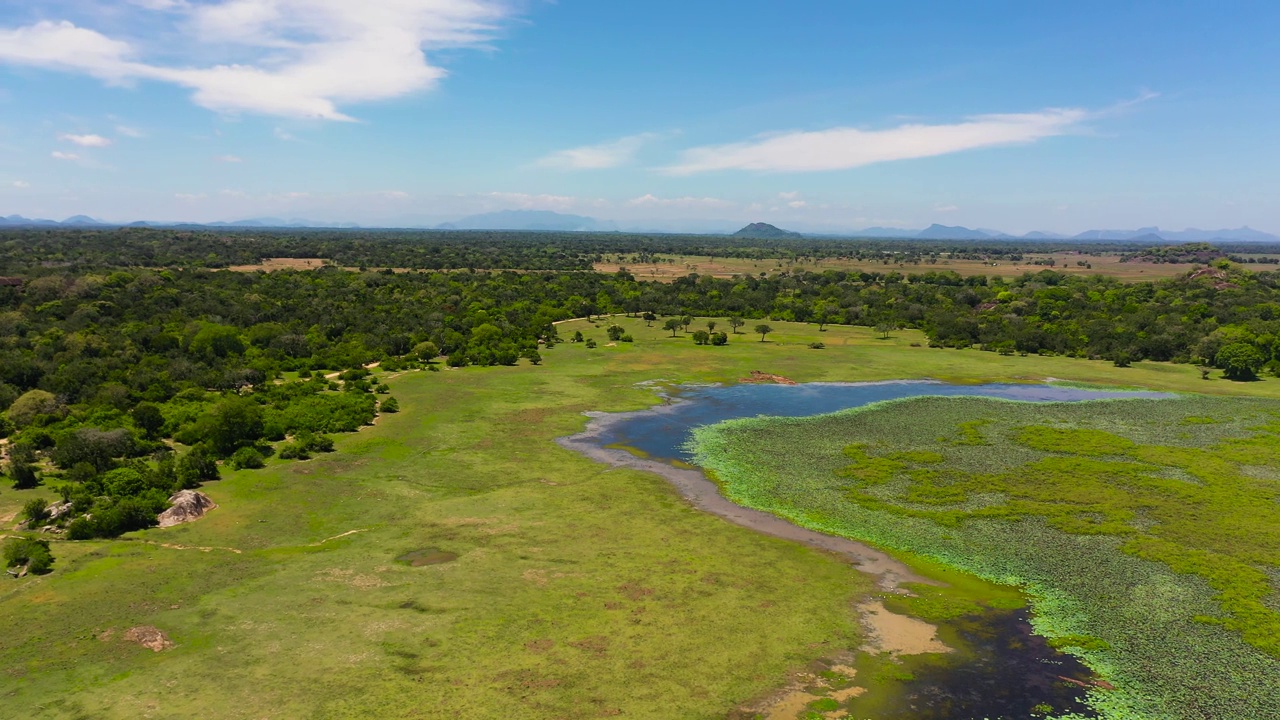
[1,211,1277,243]
[435,210,618,232]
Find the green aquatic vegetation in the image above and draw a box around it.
[689,394,1280,720]
[1015,426,1137,455]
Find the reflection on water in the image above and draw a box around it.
[602,381,1171,463]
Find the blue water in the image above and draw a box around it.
[601,381,1173,462]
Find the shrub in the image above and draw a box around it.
[229,447,266,470]
[620,334,634,343]
[21,498,50,526]
[380,397,399,413]
[808,342,826,349]
[3,536,53,574]
[177,445,220,488]
[585,339,597,349]
[710,332,728,346]
[8,461,39,490]
[375,383,390,394]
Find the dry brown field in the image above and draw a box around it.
[595,252,1280,283]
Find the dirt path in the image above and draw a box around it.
[557,410,931,591]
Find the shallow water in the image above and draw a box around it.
[565,381,1172,720]
[599,381,1170,462]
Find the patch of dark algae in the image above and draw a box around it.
[849,607,1098,720]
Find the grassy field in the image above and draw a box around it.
[592,253,1263,282]
[2,317,1277,718]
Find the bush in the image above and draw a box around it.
[380,397,399,413]
[620,334,634,343]
[584,339,597,348]
[710,332,728,346]
[66,494,166,539]
[808,342,826,349]
[8,461,39,490]
[177,445,220,488]
[3,536,53,574]
[375,383,390,394]
[21,498,50,526]
[229,446,266,470]
[7,390,63,428]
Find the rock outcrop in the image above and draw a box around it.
[157,490,217,528]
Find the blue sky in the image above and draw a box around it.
[1,0,1278,233]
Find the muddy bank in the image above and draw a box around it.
[558,408,929,590]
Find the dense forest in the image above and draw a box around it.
[3,229,1280,564]
[8,227,1280,275]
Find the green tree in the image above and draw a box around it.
[875,322,893,339]
[523,349,543,366]
[131,402,166,440]
[9,461,39,490]
[710,332,729,346]
[642,312,657,327]
[7,389,62,428]
[680,315,694,331]
[380,397,400,413]
[692,330,710,345]
[413,341,440,361]
[177,445,220,488]
[208,397,265,455]
[1216,342,1266,381]
[663,319,682,337]
[706,320,717,332]
[729,316,745,334]
[755,324,774,342]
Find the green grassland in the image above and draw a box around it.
[690,395,1280,719]
[2,317,1278,719]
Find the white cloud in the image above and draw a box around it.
[664,107,1090,175]
[627,194,734,209]
[175,192,207,200]
[60,133,113,147]
[380,190,410,199]
[934,204,959,213]
[787,200,807,209]
[778,191,801,200]
[485,192,584,211]
[12,180,30,188]
[51,151,81,161]
[215,155,244,163]
[116,125,145,138]
[538,133,657,170]
[274,127,297,141]
[0,2,516,120]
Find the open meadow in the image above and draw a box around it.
[591,252,1276,282]
[2,317,1277,719]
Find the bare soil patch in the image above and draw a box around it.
[124,626,175,652]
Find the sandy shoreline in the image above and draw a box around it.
[557,404,930,590]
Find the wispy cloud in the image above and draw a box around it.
[627,194,734,208]
[116,125,145,138]
[12,180,30,188]
[215,155,243,163]
[663,107,1092,175]
[274,127,298,142]
[60,133,113,147]
[0,1,518,120]
[538,133,657,170]
[51,151,81,161]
